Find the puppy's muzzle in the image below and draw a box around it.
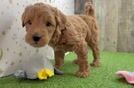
[32,34,41,43]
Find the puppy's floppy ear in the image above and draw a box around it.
[49,8,67,45]
[22,12,26,27]
[55,8,67,31]
[21,5,33,27]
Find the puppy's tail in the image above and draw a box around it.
[84,2,96,17]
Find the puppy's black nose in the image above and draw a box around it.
[32,36,41,42]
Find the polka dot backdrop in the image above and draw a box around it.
[0,0,74,77]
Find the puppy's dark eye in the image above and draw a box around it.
[27,20,32,25]
[46,22,52,27]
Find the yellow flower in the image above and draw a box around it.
[37,68,54,80]
[37,69,47,80]
[44,68,54,77]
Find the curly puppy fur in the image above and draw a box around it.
[22,2,100,77]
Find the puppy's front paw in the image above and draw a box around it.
[75,70,89,78]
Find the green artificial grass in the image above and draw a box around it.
[0,51,134,88]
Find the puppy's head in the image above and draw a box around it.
[22,3,66,47]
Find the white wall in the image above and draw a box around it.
[51,0,74,15]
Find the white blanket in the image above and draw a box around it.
[0,0,54,77]
[0,0,74,77]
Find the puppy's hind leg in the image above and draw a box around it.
[86,20,100,67]
[74,41,89,78]
[88,38,100,67]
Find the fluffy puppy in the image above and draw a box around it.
[22,2,100,77]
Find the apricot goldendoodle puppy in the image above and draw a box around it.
[22,2,100,77]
